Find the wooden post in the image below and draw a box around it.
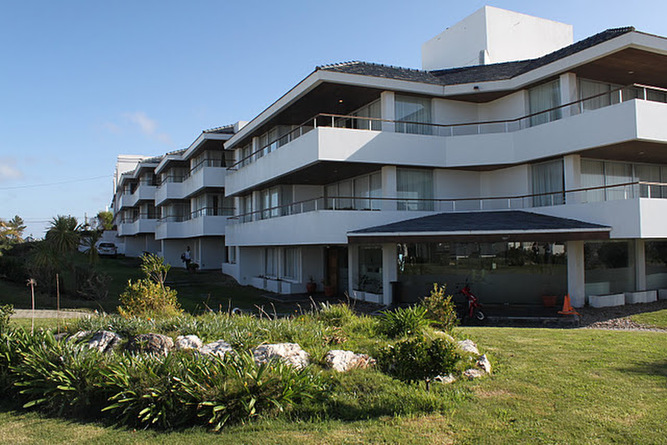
[56,273,61,335]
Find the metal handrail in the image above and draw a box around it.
[229,181,667,224]
[227,83,667,170]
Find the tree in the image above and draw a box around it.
[0,215,27,255]
[45,215,81,254]
[81,230,102,264]
[96,211,114,231]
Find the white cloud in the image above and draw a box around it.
[0,158,23,182]
[123,111,172,145]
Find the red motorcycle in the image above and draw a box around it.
[458,282,485,323]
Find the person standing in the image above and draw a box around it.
[183,246,191,270]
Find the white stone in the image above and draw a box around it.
[88,330,121,353]
[463,368,485,380]
[253,343,310,370]
[589,293,625,308]
[200,340,233,358]
[477,354,492,374]
[324,350,376,372]
[457,339,480,355]
[433,374,457,384]
[175,335,203,350]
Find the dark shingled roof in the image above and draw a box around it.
[318,27,635,86]
[203,124,235,134]
[349,211,610,235]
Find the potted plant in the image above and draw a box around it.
[306,276,317,294]
[323,278,335,297]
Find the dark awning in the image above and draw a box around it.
[347,211,611,244]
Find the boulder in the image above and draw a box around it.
[67,330,91,342]
[199,340,233,358]
[175,335,203,350]
[477,354,492,374]
[324,350,376,372]
[127,333,174,356]
[433,374,457,384]
[253,343,310,370]
[457,339,479,355]
[88,330,121,353]
[463,368,485,380]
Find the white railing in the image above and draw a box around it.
[228,181,667,224]
[228,83,667,171]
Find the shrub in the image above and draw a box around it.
[315,302,355,327]
[420,283,459,333]
[378,305,431,338]
[379,336,461,390]
[0,256,28,283]
[0,304,14,336]
[118,279,181,319]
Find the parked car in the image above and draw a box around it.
[97,242,118,257]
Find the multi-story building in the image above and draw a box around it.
[112,122,243,269]
[221,6,667,308]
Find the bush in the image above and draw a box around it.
[378,305,431,338]
[379,336,460,390]
[0,256,28,283]
[315,302,355,327]
[118,278,182,319]
[420,283,459,333]
[0,304,14,336]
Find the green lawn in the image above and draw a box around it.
[0,255,272,314]
[630,308,667,329]
[1,327,665,444]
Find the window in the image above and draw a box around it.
[265,248,278,277]
[351,100,381,130]
[282,248,298,280]
[579,79,618,111]
[395,95,432,135]
[529,80,561,126]
[397,168,433,211]
[325,172,382,210]
[227,246,236,264]
[532,159,564,207]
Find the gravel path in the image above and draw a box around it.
[577,299,667,332]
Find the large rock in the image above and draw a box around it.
[463,368,485,380]
[253,343,310,370]
[324,350,376,372]
[127,333,174,356]
[67,330,91,343]
[433,374,457,384]
[457,339,479,355]
[175,335,203,350]
[88,330,121,353]
[477,354,492,374]
[200,340,233,358]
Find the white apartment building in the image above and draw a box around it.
[112,123,242,269]
[221,6,667,308]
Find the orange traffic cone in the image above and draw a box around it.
[558,294,580,316]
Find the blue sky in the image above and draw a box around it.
[1,0,665,238]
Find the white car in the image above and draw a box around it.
[98,242,117,257]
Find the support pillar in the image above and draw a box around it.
[382,243,397,306]
[563,154,581,204]
[559,72,578,117]
[567,240,586,307]
[381,165,397,211]
[635,239,646,291]
[380,91,395,132]
[348,246,358,300]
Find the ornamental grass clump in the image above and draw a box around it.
[378,305,431,338]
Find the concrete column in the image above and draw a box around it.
[382,243,397,306]
[563,154,581,204]
[252,191,261,222]
[381,165,397,211]
[635,239,646,291]
[348,246,359,301]
[252,136,260,160]
[566,240,586,307]
[380,91,395,132]
[559,72,578,117]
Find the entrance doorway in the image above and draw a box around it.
[326,246,348,296]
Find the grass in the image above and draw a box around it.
[0,255,272,314]
[630,308,667,329]
[0,325,664,444]
[9,317,79,332]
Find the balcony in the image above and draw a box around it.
[182,160,226,197]
[155,207,234,239]
[118,216,157,236]
[155,176,185,205]
[226,181,667,245]
[225,84,667,196]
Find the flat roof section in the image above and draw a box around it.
[348,211,611,243]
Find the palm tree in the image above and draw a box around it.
[45,215,81,254]
[81,230,102,264]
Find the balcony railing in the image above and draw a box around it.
[228,83,667,171]
[157,175,185,187]
[183,158,227,180]
[157,207,235,224]
[120,214,158,224]
[229,181,667,224]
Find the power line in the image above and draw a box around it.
[0,175,111,190]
